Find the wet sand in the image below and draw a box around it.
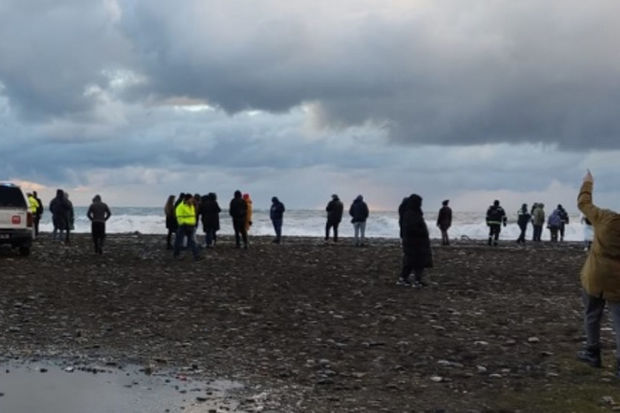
[0,234,616,411]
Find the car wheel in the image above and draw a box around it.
[19,246,30,256]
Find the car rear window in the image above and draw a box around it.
[0,187,27,208]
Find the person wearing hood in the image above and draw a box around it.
[49,189,72,244]
[87,194,111,254]
[531,203,545,241]
[516,203,531,244]
[436,200,452,246]
[547,207,563,242]
[397,194,433,287]
[325,194,344,242]
[270,196,285,244]
[557,204,569,241]
[485,200,507,246]
[349,195,369,246]
[200,193,221,248]
[174,193,201,260]
[164,195,177,249]
[229,190,248,249]
[33,191,44,237]
[575,170,620,377]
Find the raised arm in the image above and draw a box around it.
[578,170,602,225]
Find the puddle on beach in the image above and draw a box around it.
[0,361,244,413]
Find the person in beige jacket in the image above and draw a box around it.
[576,170,620,375]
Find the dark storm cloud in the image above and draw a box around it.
[2,0,620,150]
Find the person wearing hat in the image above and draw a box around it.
[325,194,344,242]
[397,194,433,287]
[486,200,507,246]
[436,200,452,246]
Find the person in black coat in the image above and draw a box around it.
[486,200,507,246]
[398,194,433,287]
[398,197,408,239]
[516,203,531,244]
[349,195,369,246]
[33,190,44,237]
[49,189,72,244]
[200,193,221,247]
[325,194,344,242]
[436,199,452,246]
[270,196,285,244]
[557,204,569,242]
[229,190,248,249]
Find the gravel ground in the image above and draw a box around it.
[1,234,617,412]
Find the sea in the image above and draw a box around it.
[38,208,590,242]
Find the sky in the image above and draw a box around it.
[1,0,619,212]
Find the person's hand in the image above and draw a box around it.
[583,169,593,184]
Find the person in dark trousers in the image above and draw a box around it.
[486,200,507,246]
[397,194,433,287]
[516,203,531,243]
[557,204,569,241]
[49,189,72,244]
[531,203,545,241]
[325,194,344,242]
[200,193,221,247]
[436,200,452,246]
[270,196,285,244]
[32,191,43,237]
[174,193,201,260]
[547,207,562,242]
[164,195,177,249]
[87,194,111,254]
[229,190,248,249]
[575,170,620,376]
[349,195,369,246]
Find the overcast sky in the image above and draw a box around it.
[1,0,619,211]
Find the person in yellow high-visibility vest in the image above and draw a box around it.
[27,193,41,239]
[173,193,201,260]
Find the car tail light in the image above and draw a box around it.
[27,212,33,227]
[11,215,21,225]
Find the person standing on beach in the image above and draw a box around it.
[174,193,201,260]
[575,170,620,376]
[557,204,569,241]
[398,197,408,239]
[229,190,248,249]
[349,195,369,246]
[164,195,177,249]
[270,196,285,244]
[27,193,41,239]
[397,194,432,287]
[33,191,43,237]
[325,194,344,242]
[243,193,253,234]
[516,203,531,244]
[49,189,72,244]
[436,200,452,246]
[87,194,111,254]
[531,203,545,241]
[485,200,507,246]
[200,193,221,248]
[547,207,562,242]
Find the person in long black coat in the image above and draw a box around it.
[398,194,433,287]
[200,193,221,247]
[229,190,248,249]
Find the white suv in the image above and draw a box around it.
[0,182,33,256]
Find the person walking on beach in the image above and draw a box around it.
[49,189,72,244]
[200,193,221,248]
[229,190,248,249]
[87,195,111,254]
[581,213,593,251]
[32,191,43,237]
[270,196,285,244]
[486,200,507,246]
[575,170,620,376]
[547,207,562,242]
[531,203,545,242]
[325,194,344,242]
[173,193,201,260]
[349,195,369,246]
[397,194,432,287]
[436,200,452,246]
[516,203,531,244]
[557,204,569,241]
[164,195,177,249]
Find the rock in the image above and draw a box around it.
[527,337,540,343]
[473,340,488,346]
[476,366,487,373]
[601,396,615,405]
[488,373,502,379]
[430,376,443,383]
